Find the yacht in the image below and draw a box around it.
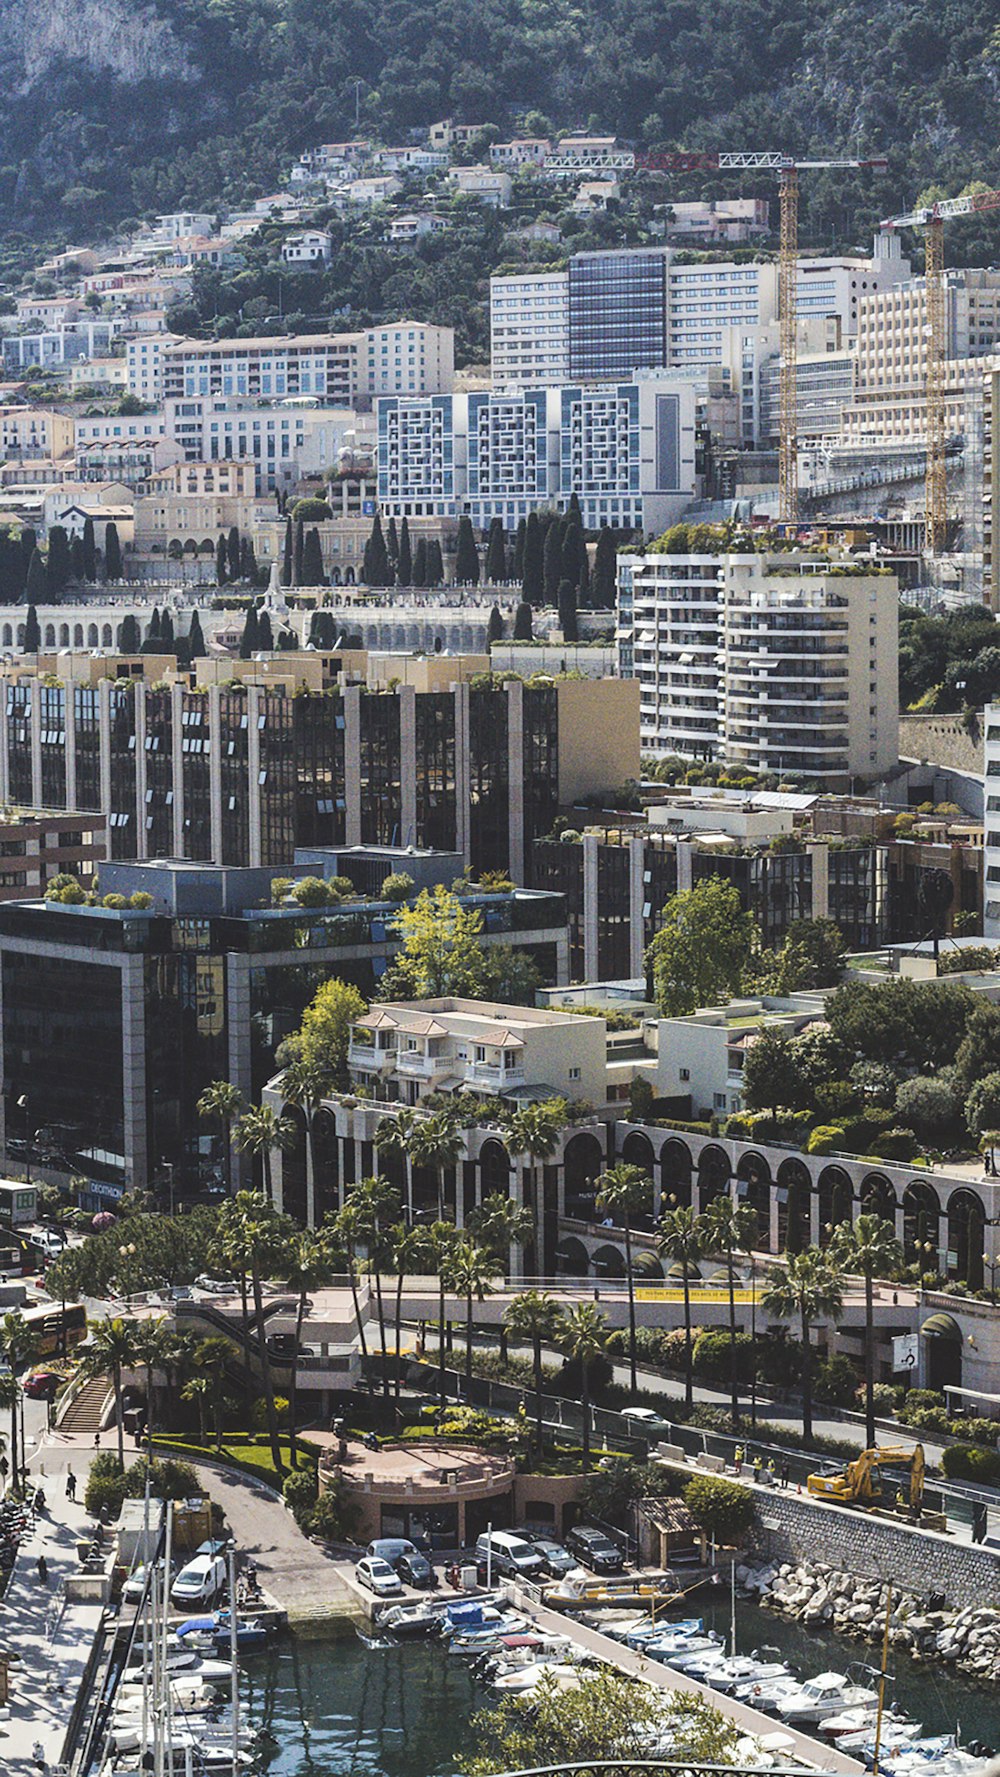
[776,1671,878,1724]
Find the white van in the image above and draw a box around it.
[475,1530,545,1581]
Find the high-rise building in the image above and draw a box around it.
[568,250,669,378]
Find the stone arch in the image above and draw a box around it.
[859,1171,896,1223]
[633,1249,665,1280]
[697,1144,730,1213]
[184,538,198,555]
[15,625,24,647]
[199,539,214,557]
[777,1156,812,1255]
[479,1138,511,1201]
[1,624,11,646]
[660,1137,692,1211]
[101,624,113,645]
[59,624,69,646]
[43,624,55,647]
[947,1188,985,1289]
[280,1103,308,1225]
[818,1165,854,1247]
[620,1129,655,1173]
[73,624,84,646]
[312,1107,339,1222]
[87,623,99,646]
[344,568,355,586]
[736,1150,771,1247]
[591,1241,626,1280]
[903,1179,940,1268]
[554,1234,588,1276]
[563,1130,604,1221]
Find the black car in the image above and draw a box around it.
[564,1524,625,1574]
[397,1549,435,1588]
[524,1535,577,1579]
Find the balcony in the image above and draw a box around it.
[348,1042,394,1074]
[464,1061,526,1091]
[396,1049,450,1080]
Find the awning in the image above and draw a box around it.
[920,1312,963,1342]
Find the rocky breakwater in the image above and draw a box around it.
[738,1560,1000,1684]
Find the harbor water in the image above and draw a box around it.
[241,1594,1000,1776]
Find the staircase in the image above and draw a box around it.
[60,1375,108,1435]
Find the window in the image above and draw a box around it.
[568,1066,581,1080]
[679,1067,690,1081]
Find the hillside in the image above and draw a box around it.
[0,0,998,248]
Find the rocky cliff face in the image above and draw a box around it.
[0,0,195,93]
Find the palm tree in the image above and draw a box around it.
[389,1222,434,1405]
[445,1239,495,1393]
[657,1205,705,1411]
[233,1105,296,1208]
[196,1080,247,1196]
[82,1317,138,1470]
[194,1336,236,1450]
[406,1111,465,1223]
[762,1249,844,1441]
[129,1318,169,1451]
[430,1219,461,1407]
[0,1311,36,1488]
[374,1107,422,1219]
[216,1192,292,1473]
[703,1195,759,1429]
[499,1101,565,1272]
[349,1176,402,1403]
[831,1212,902,1446]
[503,1290,564,1449]
[467,1193,534,1276]
[596,1162,653,1400]
[327,1201,370,1376]
[182,1375,212,1444]
[0,1373,19,1493]
[279,1056,335,1223]
[558,1302,608,1471]
[282,1232,330,1465]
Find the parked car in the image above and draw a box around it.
[122,1560,170,1605]
[170,1552,227,1608]
[564,1524,625,1574]
[355,1557,404,1598]
[524,1534,577,1578]
[23,1369,62,1400]
[194,1275,237,1295]
[620,1406,674,1440]
[397,1548,435,1588]
[474,1530,546,1582]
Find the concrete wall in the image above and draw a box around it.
[898,714,982,778]
[752,1488,1000,1610]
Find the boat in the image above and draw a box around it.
[176,1610,272,1652]
[834,1719,923,1755]
[683,1651,791,1690]
[732,1673,802,1712]
[379,1600,442,1637]
[125,1649,234,1682]
[622,1615,703,1649]
[492,1660,588,1694]
[776,1671,879,1724]
[648,1631,725,1670]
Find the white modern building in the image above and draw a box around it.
[160,323,454,405]
[490,271,571,384]
[163,398,353,493]
[281,230,333,265]
[126,333,182,403]
[619,548,899,786]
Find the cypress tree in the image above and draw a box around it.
[576,525,590,604]
[485,517,507,584]
[427,538,444,587]
[82,515,96,581]
[397,517,413,587]
[119,613,141,652]
[19,528,36,578]
[256,609,274,650]
[23,603,40,652]
[512,600,533,641]
[240,537,257,583]
[24,547,46,607]
[302,528,325,586]
[281,517,293,589]
[486,603,504,645]
[227,525,241,582]
[542,519,562,605]
[386,517,399,567]
[560,522,580,591]
[568,491,582,523]
[160,609,175,648]
[522,511,543,606]
[454,515,480,585]
[240,604,259,658]
[593,526,617,606]
[215,534,228,585]
[412,537,427,588]
[513,517,527,580]
[310,609,336,649]
[70,534,86,581]
[293,519,305,587]
[104,523,122,583]
[187,611,205,659]
[149,607,162,642]
[363,514,390,588]
[558,576,578,643]
[0,532,22,601]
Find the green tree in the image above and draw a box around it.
[955,1002,1000,1089]
[827,978,975,1073]
[227,525,241,581]
[646,878,756,1017]
[301,528,325,586]
[397,516,412,586]
[82,1316,137,1470]
[119,613,141,652]
[702,1196,759,1428]
[512,600,533,640]
[503,1291,564,1449]
[486,604,503,646]
[454,515,480,584]
[499,1100,566,1267]
[188,611,205,659]
[557,576,578,642]
[781,917,845,988]
[657,1205,705,1410]
[592,526,617,605]
[467,1193,534,1271]
[379,885,489,999]
[130,1317,170,1450]
[328,1200,370,1376]
[214,1192,294,1472]
[182,1374,212,1443]
[281,517,293,588]
[293,518,305,586]
[427,539,444,588]
[23,603,40,652]
[363,514,390,588]
[24,552,46,607]
[894,1075,958,1143]
[256,610,273,651]
[282,1231,330,1463]
[233,1104,296,1206]
[351,1175,402,1401]
[485,518,506,583]
[596,1162,652,1399]
[522,511,543,606]
[196,1080,247,1197]
[431,1218,461,1407]
[82,516,96,581]
[46,525,71,595]
[104,522,123,581]
[446,1238,495,1392]
[966,1071,1000,1138]
[558,1303,608,1470]
[682,1473,755,1544]
[741,1028,810,1116]
[831,1213,903,1446]
[761,1250,844,1440]
[412,537,428,588]
[389,1220,434,1403]
[542,519,562,605]
[239,603,259,658]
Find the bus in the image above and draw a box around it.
[20,1302,88,1356]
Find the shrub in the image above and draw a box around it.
[291,498,332,521]
[682,1474,755,1544]
[129,892,153,910]
[857,1381,898,1415]
[310,1474,359,1542]
[102,893,128,909]
[894,1076,959,1143]
[692,1329,754,1385]
[813,1353,858,1407]
[806,1124,845,1155]
[250,1396,289,1431]
[85,1451,129,1518]
[380,872,415,903]
[941,1443,1000,1484]
[291,876,332,908]
[899,1387,944,1413]
[283,1466,319,1529]
[868,1127,919,1161]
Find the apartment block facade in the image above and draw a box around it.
[160,322,454,407]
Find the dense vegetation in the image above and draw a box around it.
[6,0,1000,295]
[898,601,1000,713]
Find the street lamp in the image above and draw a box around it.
[15,1095,33,1191]
[984,1250,1000,1307]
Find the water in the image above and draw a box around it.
[240,1597,1000,1776]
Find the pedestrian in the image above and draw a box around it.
[65,1471,76,1501]
[36,1554,48,1584]
[734,1444,744,1475]
[780,1459,790,1490]
[94,1430,101,1449]
[766,1457,776,1486]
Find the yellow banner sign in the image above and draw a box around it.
[635,1287,760,1305]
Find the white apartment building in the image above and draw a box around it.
[163,398,349,492]
[490,272,570,384]
[759,347,857,442]
[126,333,182,403]
[281,230,333,265]
[843,267,1000,445]
[154,212,215,241]
[489,139,550,168]
[619,549,899,786]
[364,322,455,397]
[0,408,75,460]
[655,996,827,1119]
[449,166,512,207]
[75,413,168,448]
[662,199,769,243]
[347,997,609,1108]
[985,705,1000,938]
[982,361,1000,610]
[2,320,121,374]
[377,396,456,517]
[160,324,454,406]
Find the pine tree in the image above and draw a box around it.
[70,535,86,581]
[558,576,578,643]
[485,517,507,584]
[23,603,40,652]
[397,516,413,586]
[82,516,96,581]
[45,526,70,598]
[412,537,427,587]
[512,600,533,641]
[160,610,175,648]
[543,518,562,605]
[257,609,274,650]
[487,603,504,645]
[227,525,241,582]
[522,511,543,606]
[302,528,325,586]
[592,525,617,606]
[119,613,141,652]
[363,514,390,588]
[513,517,527,580]
[104,523,122,582]
[293,519,305,587]
[427,538,444,587]
[240,537,257,583]
[240,605,259,658]
[187,611,205,659]
[387,517,399,567]
[281,517,293,589]
[454,515,480,585]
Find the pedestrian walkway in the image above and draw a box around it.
[0,1489,107,1775]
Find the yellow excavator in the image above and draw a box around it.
[807,1444,925,1516]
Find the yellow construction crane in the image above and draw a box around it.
[637,151,887,522]
[882,188,1000,556]
[807,1443,925,1515]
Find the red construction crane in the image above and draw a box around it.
[636,151,888,521]
[882,188,1000,556]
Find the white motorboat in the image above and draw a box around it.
[492,1660,588,1694]
[732,1672,802,1711]
[834,1719,923,1755]
[654,1632,726,1671]
[776,1671,878,1724]
[687,1653,792,1692]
